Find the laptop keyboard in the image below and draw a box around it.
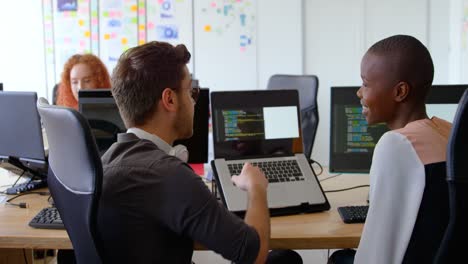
[29,207,65,229]
[228,160,305,183]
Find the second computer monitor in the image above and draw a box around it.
[329,84,468,173]
[78,89,209,163]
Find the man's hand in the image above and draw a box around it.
[231,163,268,193]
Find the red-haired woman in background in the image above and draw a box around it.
[56,54,111,109]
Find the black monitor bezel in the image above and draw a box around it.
[0,91,47,178]
[78,88,210,163]
[329,84,468,173]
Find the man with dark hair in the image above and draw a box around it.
[97,41,270,263]
[330,35,452,264]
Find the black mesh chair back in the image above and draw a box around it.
[435,89,468,263]
[37,97,103,264]
[266,74,319,159]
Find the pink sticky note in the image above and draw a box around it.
[109,11,116,17]
[139,9,145,15]
[139,32,145,38]
[92,35,98,41]
[111,32,117,39]
[80,40,86,47]
[158,0,164,4]
[240,46,246,52]
[147,22,155,29]
[64,37,72,44]
[211,2,216,7]
[92,18,98,25]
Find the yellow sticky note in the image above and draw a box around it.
[131,5,137,11]
[204,25,212,32]
[104,34,110,40]
[139,40,146,45]
[122,38,128,45]
[84,31,91,37]
[139,24,145,30]
[78,19,85,26]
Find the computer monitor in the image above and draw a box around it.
[329,84,468,173]
[0,92,48,178]
[78,88,210,163]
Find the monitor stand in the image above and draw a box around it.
[2,158,48,194]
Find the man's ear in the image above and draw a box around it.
[160,88,178,112]
[394,81,410,102]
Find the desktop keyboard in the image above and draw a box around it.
[29,207,65,229]
[228,160,305,183]
[337,205,369,223]
[6,179,47,195]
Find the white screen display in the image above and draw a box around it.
[263,106,299,139]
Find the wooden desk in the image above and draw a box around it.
[0,168,369,250]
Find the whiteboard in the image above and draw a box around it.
[146,0,194,72]
[51,0,94,83]
[99,0,139,71]
[194,0,257,91]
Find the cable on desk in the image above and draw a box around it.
[309,159,323,176]
[324,185,370,193]
[319,173,343,182]
[5,191,50,208]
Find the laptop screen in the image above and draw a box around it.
[211,90,303,159]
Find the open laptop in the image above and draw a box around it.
[211,90,330,216]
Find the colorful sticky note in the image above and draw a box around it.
[121,38,128,45]
[103,11,109,17]
[147,22,155,29]
[131,5,137,11]
[84,31,91,37]
[139,9,145,15]
[104,34,111,40]
[139,24,145,30]
[131,17,137,23]
[139,40,146,45]
[78,19,85,26]
[91,18,98,25]
[211,2,216,7]
[204,25,212,32]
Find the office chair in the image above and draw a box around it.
[37,98,103,264]
[52,83,59,105]
[434,89,468,263]
[266,74,319,160]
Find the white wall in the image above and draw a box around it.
[0,1,46,98]
[257,0,303,89]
